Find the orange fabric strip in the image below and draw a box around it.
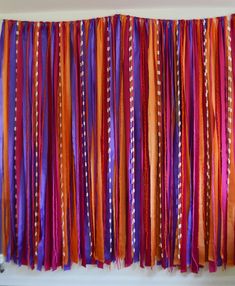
[197,20,206,266]
[95,18,105,262]
[61,22,71,265]
[118,15,127,261]
[208,19,218,265]
[148,19,157,266]
[67,22,78,264]
[2,20,10,257]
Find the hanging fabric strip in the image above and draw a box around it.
[0,14,235,272]
[0,20,5,273]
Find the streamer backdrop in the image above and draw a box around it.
[0,14,235,273]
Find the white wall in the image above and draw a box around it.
[1,5,235,286]
[1,262,235,286]
[0,6,235,21]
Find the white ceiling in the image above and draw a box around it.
[0,0,234,14]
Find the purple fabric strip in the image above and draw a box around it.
[172,19,179,265]
[128,17,136,262]
[18,22,27,266]
[168,20,175,267]
[8,23,17,262]
[168,21,174,267]
[80,21,92,264]
[37,23,48,270]
[87,20,96,138]
[133,17,140,262]
[109,16,115,262]
[187,21,193,267]
[104,17,114,262]
[75,22,81,261]
[22,22,30,266]
[70,22,80,261]
[104,17,110,261]
[164,20,171,267]
[50,23,57,270]
[22,21,28,265]
[114,16,120,256]
[87,20,95,263]
[50,23,60,270]
[177,20,183,269]
[28,23,34,268]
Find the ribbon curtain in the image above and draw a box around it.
[0,14,235,272]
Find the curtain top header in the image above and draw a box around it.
[2,13,235,24]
